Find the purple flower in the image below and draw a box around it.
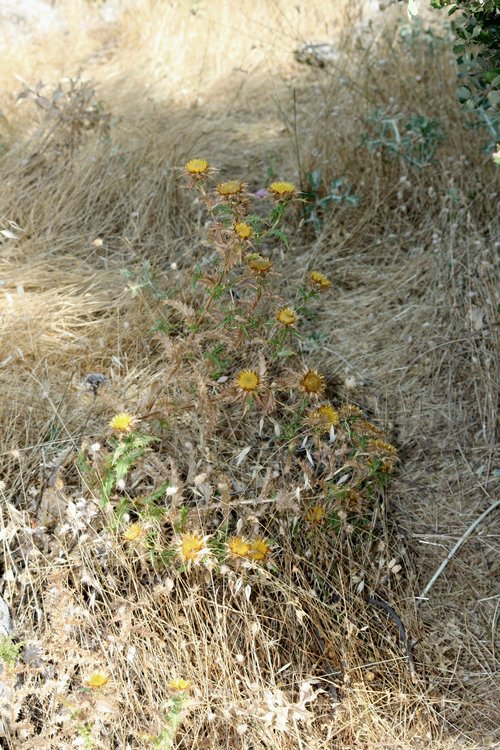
[254,188,269,199]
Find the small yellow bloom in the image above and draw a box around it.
[217,180,244,196]
[228,536,251,557]
[309,404,340,430]
[248,537,271,562]
[236,370,260,393]
[309,270,331,291]
[276,307,298,326]
[300,369,325,397]
[268,181,296,198]
[178,532,210,563]
[169,678,191,692]
[109,412,136,433]
[306,503,326,524]
[185,158,209,175]
[234,222,253,240]
[123,522,145,542]
[246,254,273,275]
[85,672,110,689]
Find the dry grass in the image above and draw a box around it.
[0,1,498,748]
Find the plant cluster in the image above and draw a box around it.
[430,0,499,144]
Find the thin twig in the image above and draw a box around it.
[417,498,500,604]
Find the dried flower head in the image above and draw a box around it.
[246,254,273,275]
[109,412,137,433]
[217,180,244,196]
[85,671,110,689]
[306,503,326,524]
[236,370,260,393]
[299,369,325,397]
[268,181,296,199]
[234,221,253,240]
[355,420,385,438]
[169,678,191,692]
[276,307,298,327]
[228,536,251,557]
[123,522,145,542]
[248,537,271,562]
[368,439,397,455]
[309,270,331,291]
[177,532,211,565]
[308,404,340,431]
[185,158,210,176]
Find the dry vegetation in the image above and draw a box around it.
[0,1,498,748]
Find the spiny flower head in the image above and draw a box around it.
[228,536,251,557]
[355,420,385,438]
[248,537,271,562]
[246,254,273,275]
[168,678,191,692]
[309,270,331,291]
[276,307,298,326]
[308,404,340,430]
[85,671,110,689]
[234,221,253,240]
[216,180,244,197]
[123,522,146,542]
[109,412,137,433]
[306,503,326,524]
[268,181,296,199]
[177,532,211,565]
[185,158,210,176]
[368,439,397,455]
[236,370,260,393]
[299,369,326,397]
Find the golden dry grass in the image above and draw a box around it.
[0,1,498,748]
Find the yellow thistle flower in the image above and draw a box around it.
[299,369,326,397]
[246,254,273,275]
[234,221,253,240]
[185,158,209,175]
[178,532,210,564]
[217,180,244,196]
[306,503,326,524]
[169,678,191,692]
[276,307,298,326]
[248,537,271,562]
[235,370,260,393]
[368,439,397,455]
[85,671,110,689]
[338,404,363,420]
[268,181,296,198]
[109,412,136,433]
[123,522,145,542]
[356,420,385,438]
[309,404,340,430]
[309,270,331,291]
[228,536,251,557]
